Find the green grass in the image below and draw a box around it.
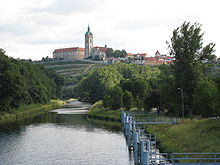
[0,100,65,125]
[88,101,121,121]
[146,119,220,153]
[88,101,153,121]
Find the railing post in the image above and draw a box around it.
[142,151,149,165]
[125,115,129,137]
[141,140,149,165]
[140,140,144,164]
[122,112,126,132]
[146,139,150,152]
[121,111,124,124]
[133,131,139,164]
[145,140,150,165]
[127,118,133,148]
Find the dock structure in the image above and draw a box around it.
[121,111,220,165]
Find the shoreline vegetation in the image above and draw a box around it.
[88,101,220,153]
[88,101,121,122]
[0,100,65,125]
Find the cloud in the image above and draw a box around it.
[27,0,106,15]
[0,0,219,60]
[0,22,36,36]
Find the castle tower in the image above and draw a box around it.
[85,25,93,58]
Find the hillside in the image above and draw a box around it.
[41,60,108,76]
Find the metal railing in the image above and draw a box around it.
[121,111,220,165]
[135,117,181,124]
[151,153,220,164]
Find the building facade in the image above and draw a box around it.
[53,47,85,60]
[92,46,108,60]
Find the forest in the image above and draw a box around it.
[0,49,64,113]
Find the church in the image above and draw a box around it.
[53,26,109,61]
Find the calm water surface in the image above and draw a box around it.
[0,102,134,165]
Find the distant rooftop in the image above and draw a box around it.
[53,47,85,53]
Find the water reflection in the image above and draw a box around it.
[0,102,134,165]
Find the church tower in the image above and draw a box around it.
[85,25,93,58]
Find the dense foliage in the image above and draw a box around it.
[163,22,218,117]
[106,48,127,58]
[74,62,160,110]
[0,49,64,113]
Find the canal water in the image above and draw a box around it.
[0,101,134,165]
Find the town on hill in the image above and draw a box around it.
[51,26,174,65]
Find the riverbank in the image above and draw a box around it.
[146,119,220,153]
[87,101,121,122]
[0,100,65,125]
[88,101,220,153]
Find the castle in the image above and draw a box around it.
[53,26,109,60]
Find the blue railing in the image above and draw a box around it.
[121,111,220,165]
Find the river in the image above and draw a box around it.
[0,101,134,165]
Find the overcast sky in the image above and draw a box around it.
[0,0,220,60]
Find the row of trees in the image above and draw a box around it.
[0,49,64,113]
[106,48,127,58]
[102,78,158,110]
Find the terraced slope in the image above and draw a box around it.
[42,60,108,76]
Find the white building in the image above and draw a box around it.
[53,47,85,60]
[53,26,108,61]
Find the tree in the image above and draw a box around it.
[168,22,216,116]
[103,95,111,108]
[144,90,160,110]
[123,90,133,110]
[76,67,123,103]
[193,77,218,117]
[109,86,123,110]
[105,49,127,58]
[135,96,144,110]
[106,48,114,58]
[120,49,127,58]
[0,48,64,113]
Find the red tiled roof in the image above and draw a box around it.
[53,47,85,53]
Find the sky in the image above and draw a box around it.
[0,0,220,60]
